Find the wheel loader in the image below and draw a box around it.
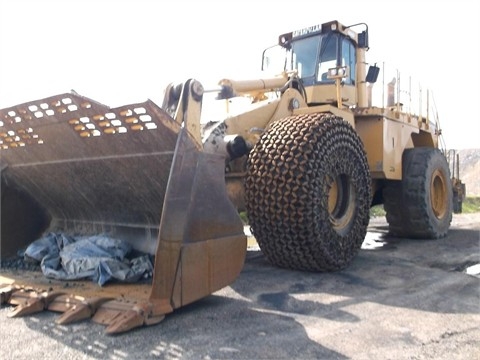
[0,20,457,334]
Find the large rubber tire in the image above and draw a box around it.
[245,113,371,271]
[383,147,453,239]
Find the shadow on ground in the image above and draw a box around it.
[3,218,479,359]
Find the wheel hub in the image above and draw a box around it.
[430,169,447,219]
[328,174,356,235]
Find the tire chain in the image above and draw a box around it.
[245,113,371,271]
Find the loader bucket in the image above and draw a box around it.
[0,93,246,334]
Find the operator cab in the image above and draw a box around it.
[262,21,369,108]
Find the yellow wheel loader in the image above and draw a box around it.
[0,20,457,334]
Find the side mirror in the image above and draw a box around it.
[366,64,380,83]
[358,30,369,49]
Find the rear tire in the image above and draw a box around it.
[245,113,371,271]
[383,147,453,239]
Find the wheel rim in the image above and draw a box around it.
[430,169,447,219]
[328,174,356,235]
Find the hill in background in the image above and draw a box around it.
[456,149,480,196]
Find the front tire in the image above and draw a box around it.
[245,113,371,271]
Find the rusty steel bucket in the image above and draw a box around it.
[0,92,246,334]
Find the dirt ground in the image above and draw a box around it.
[0,213,479,360]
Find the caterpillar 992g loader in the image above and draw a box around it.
[0,20,456,334]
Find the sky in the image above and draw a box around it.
[1,0,479,150]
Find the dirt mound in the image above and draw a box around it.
[457,149,480,196]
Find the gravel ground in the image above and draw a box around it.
[0,213,479,360]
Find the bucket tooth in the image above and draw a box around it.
[55,297,113,325]
[7,291,65,317]
[104,302,164,335]
[47,294,84,313]
[104,309,145,335]
[8,296,45,317]
[0,285,18,304]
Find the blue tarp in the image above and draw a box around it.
[24,233,153,286]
